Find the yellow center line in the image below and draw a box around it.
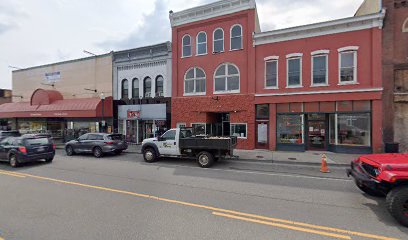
[1,170,399,240]
[212,212,351,239]
[0,170,26,178]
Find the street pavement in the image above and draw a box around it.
[0,150,406,240]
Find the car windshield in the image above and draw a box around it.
[25,137,50,146]
[107,134,122,140]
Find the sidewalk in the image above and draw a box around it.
[124,145,356,166]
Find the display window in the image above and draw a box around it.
[277,115,303,144]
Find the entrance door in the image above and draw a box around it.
[256,121,269,149]
[307,114,327,150]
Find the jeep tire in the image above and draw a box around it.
[386,186,408,227]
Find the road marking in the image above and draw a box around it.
[1,170,398,240]
[0,170,26,178]
[212,212,351,239]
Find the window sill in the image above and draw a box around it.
[212,51,224,55]
[183,92,206,96]
[229,48,244,52]
[181,55,192,59]
[310,84,329,87]
[286,85,303,89]
[196,53,207,57]
[213,91,240,95]
[338,82,359,86]
[265,86,279,90]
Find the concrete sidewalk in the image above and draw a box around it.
[123,144,356,166]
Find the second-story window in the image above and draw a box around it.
[265,59,278,88]
[339,47,358,84]
[184,67,206,95]
[287,56,302,88]
[312,54,328,86]
[182,35,192,57]
[132,78,139,98]
[230,25,242,50]
[121,79,128,99]
[196,32,207,55]
[144,77,152,98]
[214,63,240,93]
[213,28,224,53]
[156,76,164,97]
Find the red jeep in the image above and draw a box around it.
[347,154,408,227]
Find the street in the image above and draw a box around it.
[0,150,406,240]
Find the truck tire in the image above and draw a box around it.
[197,151,214,168]
[386,186,408,227]
[355,180,385,197]
[143,148,157,163]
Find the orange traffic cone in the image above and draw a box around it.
[320,154,330,173]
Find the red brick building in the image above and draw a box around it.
[170,0,385,153]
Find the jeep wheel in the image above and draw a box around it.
[143,148,157,163]
[386,186,408,227]
[9,154,20,168]
[197,151,214,168]
[355,180,385,197]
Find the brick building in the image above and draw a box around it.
[170,0,386,153]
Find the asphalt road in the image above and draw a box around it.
[0,150,406,240]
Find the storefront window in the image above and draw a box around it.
[230,123,247,138]
[277,115,303,144]
[256,104,269,119]
[337,113,370,146]
[18,121,47,134]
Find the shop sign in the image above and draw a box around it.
[127,111,140,120]
[30,113,42,117]
[53,112,68,116]
[44,71,61,83]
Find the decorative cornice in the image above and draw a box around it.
[255,88,383,97]
[253,10,386,46]
[169,0,256,27]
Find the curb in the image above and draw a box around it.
[224,158,350,167]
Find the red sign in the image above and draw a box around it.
[127,111,140,119]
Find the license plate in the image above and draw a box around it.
[36,147,45,152]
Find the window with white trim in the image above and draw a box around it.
[265,60,278,88]
[287,58,302,87]
[230,25,242,50]
[214,63,240,93]
[132,78,139,98]
[182,35,192,57]
[121,79,128,99]
[144,77,152,98]
[155,76,164,97]
[213,28,224,53]
[339,51,357,83]
[312,55,328,86]
[196,32,207,55]
[230,123,247,138]
[184,67,206,95]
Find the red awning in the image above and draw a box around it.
[0,89,112,118]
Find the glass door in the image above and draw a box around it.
[307,114,327,150]
[256,121,268,149]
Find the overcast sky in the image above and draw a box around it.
[0,0,364,90]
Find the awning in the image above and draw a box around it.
[0,89,113,118]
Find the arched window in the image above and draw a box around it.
[403,18,408,33]
[132,78,139,98]
[184,67,206,95]
[230,25,242,50]
[213,28,224,53]
[214,63,240,93]
[155,76,164,97]
[182,35,192,57]
[144,77,152,98]
[196,32,207,55]
[121,79,128,99]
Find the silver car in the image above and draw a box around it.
[65,133,128,158]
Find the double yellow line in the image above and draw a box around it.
[0,169,399,240]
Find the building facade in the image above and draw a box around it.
[170,0,385,153]
[0,54,113,142]
[112,42,172,144]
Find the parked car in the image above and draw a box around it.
[0,135,55,167]
[65,133,128,158]
[347,154,408,227]
[0,130,21,142]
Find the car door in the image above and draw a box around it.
[158,130,179,155]
[84,134,98,153]
[74,134,89,153]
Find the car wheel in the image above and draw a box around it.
[143,148,157,163]
[45,157,54,163]
[93,147,103,158]
[197,151,214,168]
[66,145,74,156]
[9,154,20,168]
[386,186,408,227]
[355,180,385,197]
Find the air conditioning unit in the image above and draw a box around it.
[158,92,164,97]
[145,92,151,98]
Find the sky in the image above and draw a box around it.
[0,0,364,90]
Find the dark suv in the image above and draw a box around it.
[0,135,55,167]
[65,133,127,158]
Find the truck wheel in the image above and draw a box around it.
[355,180,385,197]
[386,186,408,227]
[197,151,214,168]
[143,148,157,163]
